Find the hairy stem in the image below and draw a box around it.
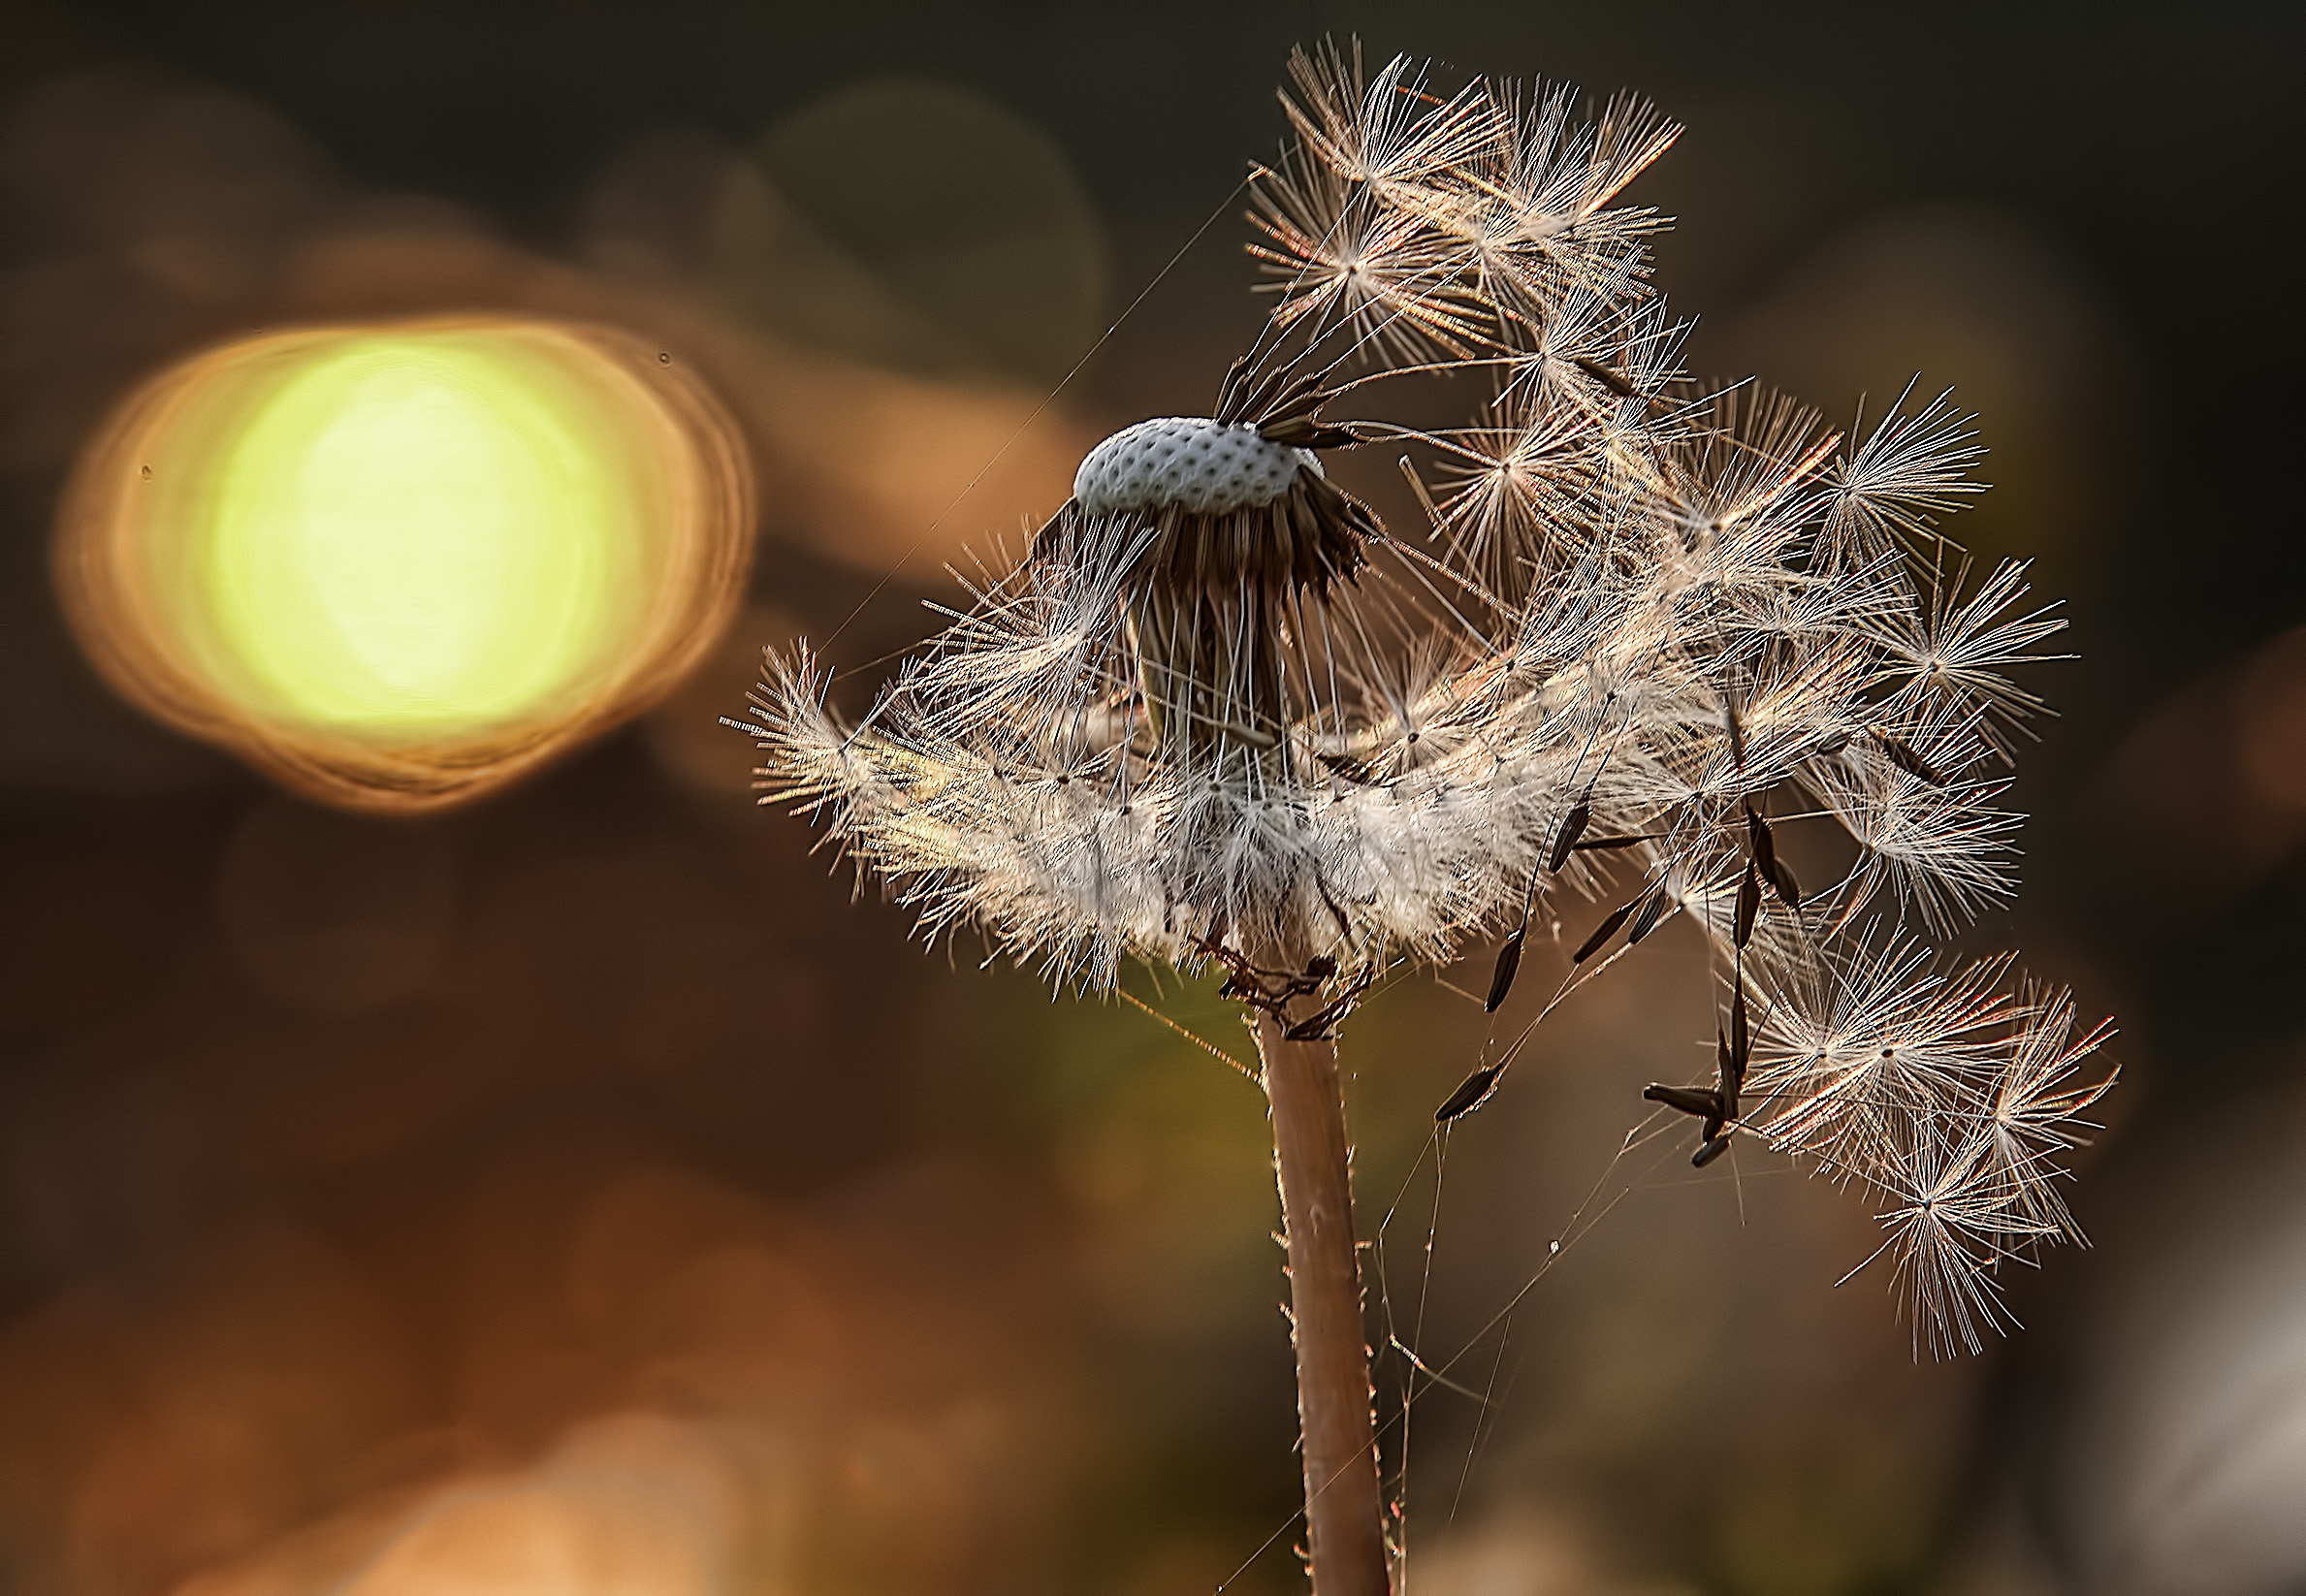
[1256,1005,1390,1596]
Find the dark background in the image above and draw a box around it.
[0,4,2301,1593]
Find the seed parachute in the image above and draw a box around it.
[743,38,2113,1373]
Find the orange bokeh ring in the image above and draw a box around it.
[54,317,755,813]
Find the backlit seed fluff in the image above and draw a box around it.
[743,43,2114,1357]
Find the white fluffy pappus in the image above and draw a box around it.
[741,42,2115,1357]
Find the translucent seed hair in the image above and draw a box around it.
[743,39,2114,1359]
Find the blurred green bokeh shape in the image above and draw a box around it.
[717,78,1109,384]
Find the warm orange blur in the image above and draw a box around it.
[54,317,755,813]
[0,13,2298,1596]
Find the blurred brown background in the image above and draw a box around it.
[1,3,2303,1592]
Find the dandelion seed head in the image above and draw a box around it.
[1074,417,1317,516]
[741,43,2115,1356]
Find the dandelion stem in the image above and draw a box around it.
[1257,1003,1391,1596]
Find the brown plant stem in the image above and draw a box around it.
[1256,1003,1390,1596]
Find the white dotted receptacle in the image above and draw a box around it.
[1073,416,1318,516]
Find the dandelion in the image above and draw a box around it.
[742,42,2114,1596]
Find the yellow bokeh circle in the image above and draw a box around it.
[55,318,754,811]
